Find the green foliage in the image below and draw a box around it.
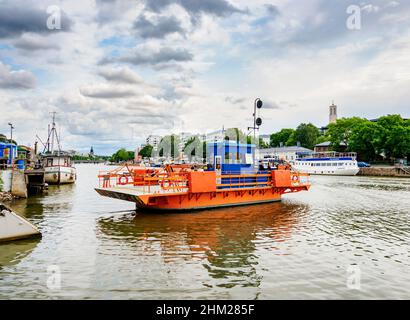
[259,138,269,149]
[293,123,320,150]
[315,134,330,145]
[326,115,410,161]
[269,128,295,147]
[110,148,135,163]
[71,155,90,161]
[347,121,384,161]
[327,117,366,151]
[139,145,153,158]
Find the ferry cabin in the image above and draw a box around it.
[207,141,256,174]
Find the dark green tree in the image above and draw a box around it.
[269,128,295,147]
[139,145,153,158]
[293,123,320,150]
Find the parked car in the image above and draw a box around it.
[358,162,371,168]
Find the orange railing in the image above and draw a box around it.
[98,165,310,194]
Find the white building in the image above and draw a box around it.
[178,132,195,152]
[204,129,225,143]
[146,135,162,150]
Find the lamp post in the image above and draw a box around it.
[8,122,14,144]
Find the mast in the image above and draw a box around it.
[43,112,62,155]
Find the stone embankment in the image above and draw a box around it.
[358,166,410,178]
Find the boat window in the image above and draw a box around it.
[47,158,53,166]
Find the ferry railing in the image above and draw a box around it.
[98,168,189,194]
[298,152,357,159]
[215,172,272,189]
[98,168,311,193]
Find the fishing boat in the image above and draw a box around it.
[38,113,77,184]
[95,141,310,211]
[292,152,360,176]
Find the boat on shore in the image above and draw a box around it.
[95,142,311,211]
[0,204,41,242]
[291,152,360,176]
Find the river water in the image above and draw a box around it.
[1,164,409,299]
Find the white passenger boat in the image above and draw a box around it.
[291,152,360,176]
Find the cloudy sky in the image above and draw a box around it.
[0,0,409,155]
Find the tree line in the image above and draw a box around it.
[269,115,410,162]
[111,114,409,163]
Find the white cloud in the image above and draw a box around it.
[0,62,36,89]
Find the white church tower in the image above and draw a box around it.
[329,102,338,124]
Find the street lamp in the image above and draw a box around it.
[8,122,14,144]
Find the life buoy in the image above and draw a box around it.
[292,175,299,182]
[118,175,129,185]
[160,179,170,188]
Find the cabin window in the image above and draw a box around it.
[47,158,53,166]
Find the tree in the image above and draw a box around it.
[110,148,134,162]
[269,128,295,147]
[259,138,269,149]
[348,121,384,161]
[293,123,320,150]
[325,115,410,161]
[327,117,367,151]
[377,115,409,159]
[139,145,153,158]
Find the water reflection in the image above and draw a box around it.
[97,201,309,289]
[0,240,39,270]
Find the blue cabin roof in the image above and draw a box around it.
[207,141,256,149]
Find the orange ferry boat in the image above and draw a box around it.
[95,142,310,211]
